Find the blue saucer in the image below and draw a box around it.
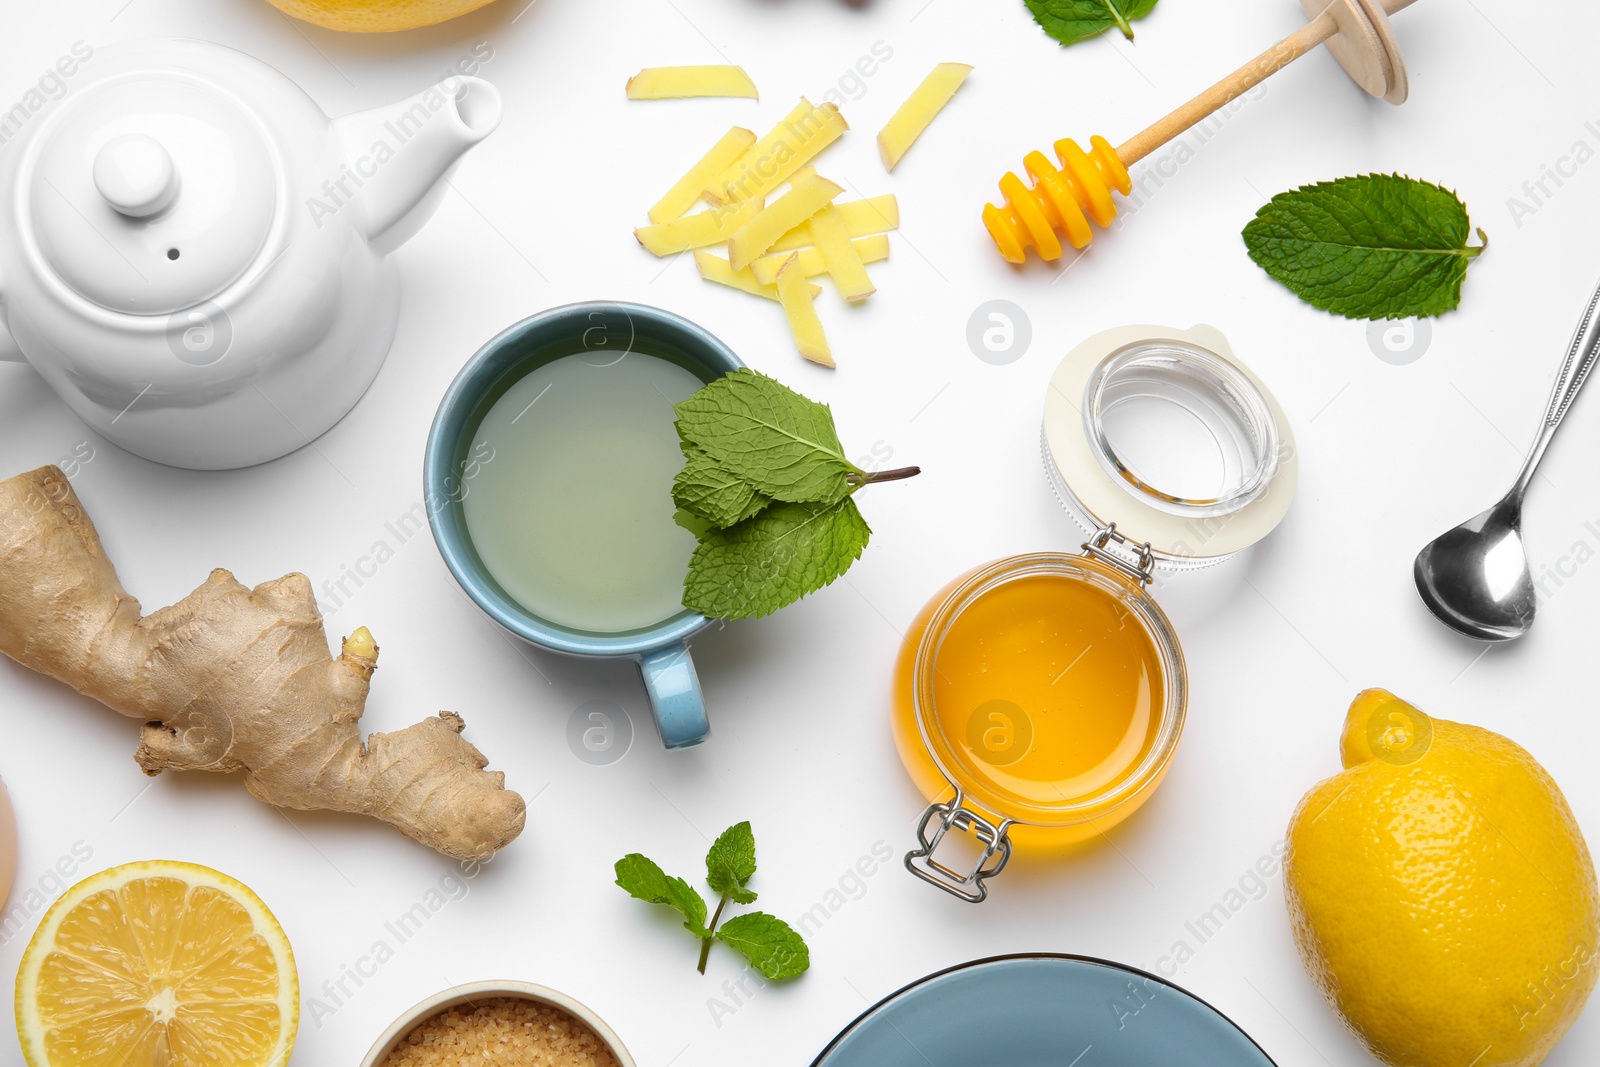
[812,954,1276,1067]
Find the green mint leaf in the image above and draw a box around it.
[715,913,810,980]
[1242,174,1487,320]
[1025,0,1158,45]
[673,508,712,539]
[674,445,773,528]
[707,822,759,905]
[683,498,871,620]
[615,854,709,937]
[674,369,860,506]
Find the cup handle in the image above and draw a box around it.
[637,642,709,749]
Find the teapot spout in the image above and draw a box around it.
[331,77,503,253]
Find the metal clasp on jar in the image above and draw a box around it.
[905,792,1014,903]
[1080,522,1156,586]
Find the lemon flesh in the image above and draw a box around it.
[1286,689,1600,1067]
[261,0,500,32]
[16,861,298,1067]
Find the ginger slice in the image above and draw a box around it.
[728,173,843,271]
[695,251,820,302]
[636,197,763,256]
[749,235,890,287]
[0,466,525,861]
[878,63,973,171]
[708,99,848,205]
[809,204,877,302]
[627,66,759,100]
[771,195,899,252]
[651,126,757,224]
[707,99,814,201]
[775,253,834,368]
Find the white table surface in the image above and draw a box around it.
[2,1,1599,1064]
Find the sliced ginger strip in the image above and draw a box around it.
[749,235,890,287]
[771,195,899,252]
[878,63,973,171]
[728,173,843,271]
[627,66,759,100]
[809,204,876,302]
[695,251,820,302]
[775,254,834,368]
[650,127,757,224]
[708,99,848,205]
[707,100,813,201]
[637,197,763,257]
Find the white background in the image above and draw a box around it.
[2,0,1598,1065]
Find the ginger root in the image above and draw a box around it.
[0,466,525,861]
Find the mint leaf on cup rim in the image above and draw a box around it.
[683,497,872,621]
[672,369,916,621]
[673,368,859,506]
[674,444,773,529]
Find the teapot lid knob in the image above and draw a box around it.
[93,133,179,218]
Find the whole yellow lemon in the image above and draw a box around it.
[261,0,500,32]
[1286,689,1599,1067]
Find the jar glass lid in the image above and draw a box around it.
[1043,325,1297,569]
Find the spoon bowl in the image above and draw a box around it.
[1414,496,1535,642]
[1413,275,1600,642]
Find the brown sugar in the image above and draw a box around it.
[379,996,623,1067]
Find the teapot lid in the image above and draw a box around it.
[23,69,280,316]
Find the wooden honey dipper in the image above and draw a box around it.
[984,0,1421,264]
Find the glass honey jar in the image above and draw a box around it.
[895,325,1297,901]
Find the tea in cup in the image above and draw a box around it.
[426,302,741,748]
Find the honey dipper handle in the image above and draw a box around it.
[1116,12,1339,166]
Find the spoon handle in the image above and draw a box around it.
[1513,275,1600,496]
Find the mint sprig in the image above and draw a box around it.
[1242,174,1488,320]
[706,821,759,905]
[673,370,918,620]
[715,913,809,980]
[673,445,772,529]
[1025,0,1159,45]
[614,854,708,936]
[674,369,857,505]
[614,821,810,979]
[685,498,871,621]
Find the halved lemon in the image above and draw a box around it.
[261,0,500,32]
[15,861,298,1067]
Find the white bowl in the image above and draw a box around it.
[359,980,636,1067]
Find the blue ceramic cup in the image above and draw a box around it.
[424,302,741,749]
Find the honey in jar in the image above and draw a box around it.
[894,553,1185,866]
[896,326,1297,902]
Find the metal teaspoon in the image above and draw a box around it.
[1414,277,1600,641]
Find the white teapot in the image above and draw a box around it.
[0,39,502,469]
